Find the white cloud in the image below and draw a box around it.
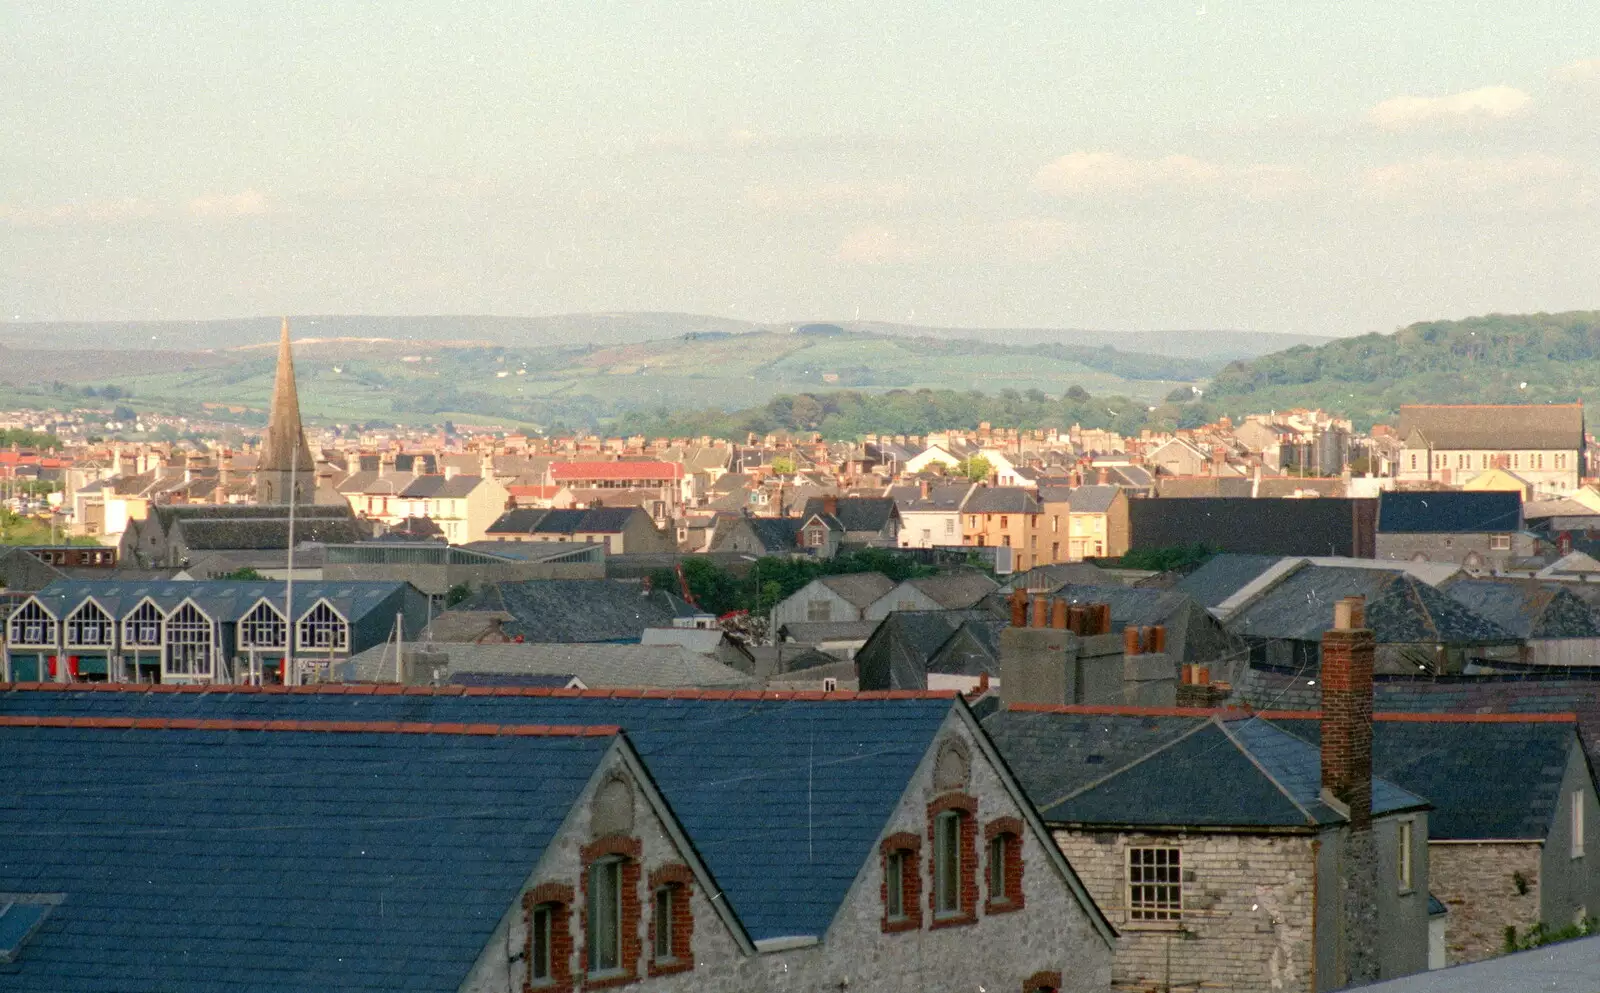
[742,181,913,212]
[835,225,927,265]
[187,189,269,217]
[1361,154,1577,202]
[1368,86,1530,130]
[1031,152,1314,200]
[1004,218,1084,260]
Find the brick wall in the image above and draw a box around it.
[1055,828,1316,993]
[1430,842,1542,966]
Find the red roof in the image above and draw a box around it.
[550,461,683,482]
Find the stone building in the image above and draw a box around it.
[1393,403,1585,496]
[985,598,1436,992]
[0,687,1116,992]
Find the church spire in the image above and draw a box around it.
[259,316,313,479]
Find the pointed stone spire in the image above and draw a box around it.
[255,317,314,505]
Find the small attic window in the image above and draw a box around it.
[0,895,60,964]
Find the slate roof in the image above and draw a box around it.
[344,642,756,688]
[1397,403,1584,452]
[28,579,411,626]
[174,517,372,551]
[0,688,961,944]
[817,571,897,607]
[400,473,487,499]
[889,483,973,511]
[1003,562,1115,592]
[1268,716,1579,840]
[962,487,1041,514]
[983,710,1425,828]
[1176,553,1283,609]
[488,506,645,536]
[1352,931,1600,992]
[0,720,613,992]
[1062,484,1121,514]
[776,620,883,643]
[550,461,683,482]
[1225,566,1516,645]
[740,516,805,552]
[455,580,694,642]
[1441,579,1600,639]
[799,497,898,534]
[149,503,355,527]
[902,572,1001,609]
[1052,583,1196,631]
[1378,491,1522,534]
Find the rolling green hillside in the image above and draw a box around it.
[1197,311,1600,429]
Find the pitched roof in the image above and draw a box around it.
[1378,491,1522,534]
[1225,566,1516,645]
[1062,484,1121,513]
[799,497,898,533]
[399,473,487,498]
[456,580,693,642]
[345,642,755,688]
[1352,933,1600,993]
[984,709,1424,828]
[550,460,683,481]
[903,572,1001,609]
[816,571,897,607]
[0,688,959,943]
[962,487,1040,514]
[1004,562,1115,592]
[488,506,645,536]
[1441,579,1600,639]
[1267,716,1579,840]
[889,483,973,511]
[1398,403,1584,452]
[1052,583,1198,631]
[174,517,372,551]
[0,718,613,991]
[1175,553,1283,609]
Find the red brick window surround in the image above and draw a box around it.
[522,883,575,993]
[580,835,642,989]
[646,863,695,977]
[928,792,978,929]
[984,816,1026,914]
[1023,969,1062,992]
[879,831,923,933]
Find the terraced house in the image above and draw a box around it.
[0,687,1115,993]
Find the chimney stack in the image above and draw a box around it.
[1322,594,1379,987]
[822,494,839,518]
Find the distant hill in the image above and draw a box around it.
[0,313,1322,361]
[1200,311,1600,428]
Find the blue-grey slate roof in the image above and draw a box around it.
[1175,553,1282,609]
[1268,717,1578,840]
[0,723,612,992]
[1350,932,1600,992]
[984,710,1424,829]
[1225,566,1516,645]
[1378,491,1521,535]
[457,579,694,642]
[1441,579,1600,639]
[0,689,955,943]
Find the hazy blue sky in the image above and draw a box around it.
[3,1,1598,335]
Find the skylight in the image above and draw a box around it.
[0,896,58,963]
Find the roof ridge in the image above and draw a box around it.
[1255,710,1578,724]
[1039,716,1216,811]
[1213,717,1321,826]
[0,682,960,701]
[0,715,622,736]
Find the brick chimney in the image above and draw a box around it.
[1322,596,1373,827]
[822,494,839,518]
[1322,594,1379,987]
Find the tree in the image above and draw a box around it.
[112,405,137,423]
[955,456,992,482]
[444,582,473,607]
[770,456,797,475]
[221,567,265,581]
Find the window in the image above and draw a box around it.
[1575,792,1586,859]
[887,852,906,919]
[984,818,1024,913]
[934,811,963,916]
[164,602,213,679]
[652,887,675,962]
[65,601,112,647]
[880,832,922,932]
[1128,847,1182,921]
[1558,453,1568,470]
[999,515,1008,529]
[1398,820,1414,891]
[8,600,56,647]
[297,601,348,651]
[1512,453,1520,469]
[1051,515,1059,532]
[530,903,555,982]
[943,519,954,536]
[807,599,831,622]
[1409,453,1418,470]
[588,858,623,974]
[238,600,286,649]
[123,600,162,647]
[1490,535,1511,551]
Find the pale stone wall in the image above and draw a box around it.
[1055,828,1316,993]
[1429,842,1542,965]
[466,715,1115,993]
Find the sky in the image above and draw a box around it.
[3,0,1598,337]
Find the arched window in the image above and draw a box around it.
[879,832,923,933]
[928,792,978,928]
[521,883,572,989]
[985,817,1025,913]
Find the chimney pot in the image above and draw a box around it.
[1031,596,1049,629]
[1009,589,1028,628]
[1123,625,1142,656]
[1149,625,1167,654]
[1051,599,1068,629]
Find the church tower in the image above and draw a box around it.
[254,317,315,505]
